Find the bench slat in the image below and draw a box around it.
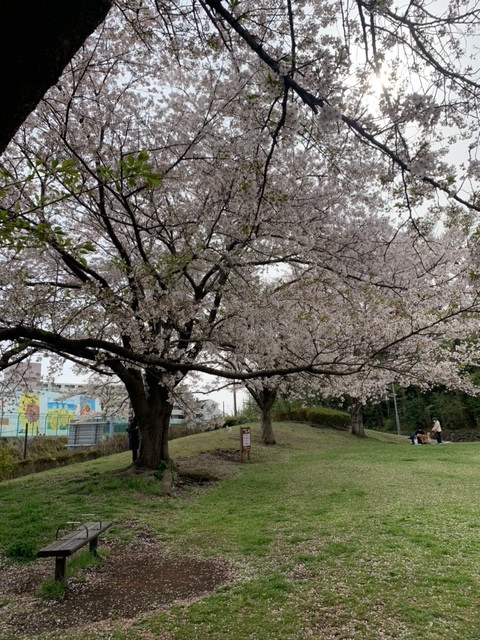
[37,522,112,558]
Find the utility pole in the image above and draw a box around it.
[391,384,401,435]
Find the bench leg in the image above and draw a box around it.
[89,536,99,555]
[54,556,66,582]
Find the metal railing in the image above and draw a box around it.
[0,414,128,438]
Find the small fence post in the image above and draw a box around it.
[23,423,29,459]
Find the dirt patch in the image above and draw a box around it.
[1,450,243,638]
[0,537,235,638]
[172,449,243,492]
[177,449,243,475]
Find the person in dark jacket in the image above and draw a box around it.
[126,413,140,462]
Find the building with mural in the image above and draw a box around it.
[0,362,99,437]
[0,388,99,437]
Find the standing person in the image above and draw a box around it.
[126,412,140,462]
[431,417,442,444]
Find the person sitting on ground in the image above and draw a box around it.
[408,428,425,445]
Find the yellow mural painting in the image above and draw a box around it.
[46,407,75,432]
[18,393,40,434]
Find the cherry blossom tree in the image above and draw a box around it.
[210,213,480,441]
[288,222,480,436]
[2,8,374,468]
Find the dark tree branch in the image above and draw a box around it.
[203,0,480,212]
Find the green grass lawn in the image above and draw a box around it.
[2,423,480,640]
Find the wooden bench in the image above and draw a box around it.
[37,521,112,581]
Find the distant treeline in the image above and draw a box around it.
[362,384,480,440]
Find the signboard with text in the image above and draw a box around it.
[240,426,251,462]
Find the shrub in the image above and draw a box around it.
[306,407,350,430]
[169,425,203,440]
[291,407,308,422]
[223,415,248,427]
[29,436,68,457]
[97,433,129,454]
[5,540,37,562]
[6,447,103,480]
[274,406,308,422]
[0,444,15,480]
[241,396,261,421]
[37,578,66,600]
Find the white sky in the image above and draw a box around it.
[194,385,249,416]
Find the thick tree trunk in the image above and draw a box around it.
[248,385,277,445]
[260,404,277,444]
[136,393,172,469]
[350,398,365,437]
[122,369,173,469]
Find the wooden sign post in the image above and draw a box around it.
[240,426,251,462]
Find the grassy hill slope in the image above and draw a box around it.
[1,423,480,640]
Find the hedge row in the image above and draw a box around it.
[0,434,129,481]
[11,448,104,478]
[275,406,350,430]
